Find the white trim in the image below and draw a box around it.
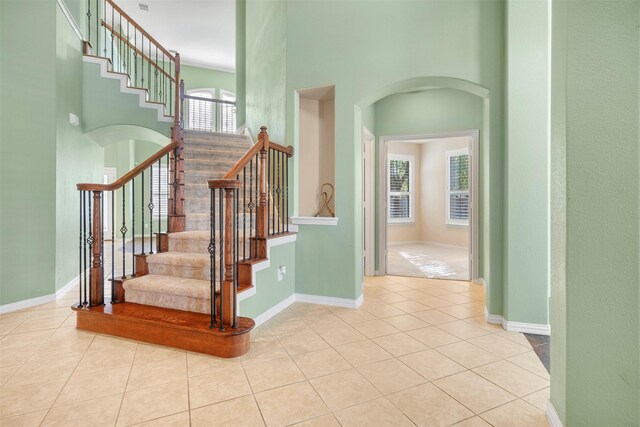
[56,0,84,41]
[0,294,56,314]
[290,216,338,226]
[295,293,364,309]
[483,307,551,335]
[0,275,80,314]
[251,291,365,327]
[56,276,79,298]
[83,56,173,123]
[504,319,551,336]
[546,401,564,427]
[252,295,296,327]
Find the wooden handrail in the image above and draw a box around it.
[222,141,264,179]
[101,21,176,83]
[77,141,179,191]
[106,0,175,61]
[270,142,294,157]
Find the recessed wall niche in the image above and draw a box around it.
[297,85,336,218]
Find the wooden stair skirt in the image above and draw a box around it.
[73,303,254,358]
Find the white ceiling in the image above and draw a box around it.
[117,0,236,72]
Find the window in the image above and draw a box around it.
[151,163,169,215]
[187,89,215,132]
[220,90,237,133]
[446,148,470,226]
[388,154,414,223]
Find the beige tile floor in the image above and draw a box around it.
[0,276,550,426]
[387,243,470,280]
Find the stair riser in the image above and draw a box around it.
[168,238,251,254]
[184,161,239,171]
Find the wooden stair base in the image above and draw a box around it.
[73,302,254,358]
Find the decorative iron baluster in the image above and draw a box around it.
[86,0,91,50]
[249,158,254,258]
[133,27,138,87]
[166,153,170,232]
[101,192,105,304]
[277,150,281,234]
[79,192,83,308]
[121,185,127,279]
[268,149,271,236]
[141,171,145,255]
[83,191,88,306]
[149,163,154,253]
[110,5,114,66]
[286,153,289,232]
[157,158,161,236]
[95,0,99,55]
[218,189,224,331]
[233,187,238,329]
[131,177,136,277]
[243,168,246,260]
[209,187,216,328]
[111,190,115,302]
[87,194,93,306]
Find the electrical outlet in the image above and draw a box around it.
[277,265,286,281]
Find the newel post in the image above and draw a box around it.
[90,191,104,306]
[255,126,270,258]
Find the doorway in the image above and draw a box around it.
[379,131,479,281]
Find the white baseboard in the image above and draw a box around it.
[0,294,56,314]
[295,292,364,309]
[252,292,364,327]
[252,294,296,327]
[0,274,82,314]
[546,401,563,427]
[483,307,551,335]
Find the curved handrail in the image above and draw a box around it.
[270,142,294,157]
[222,141,264,180]
[77,141,179,191]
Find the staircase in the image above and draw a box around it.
[124,131,253,314]
[72,0,294,358]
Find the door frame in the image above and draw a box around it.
[362,126,376,276]
[377,130,480,281]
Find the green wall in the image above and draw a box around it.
[0,0,103,304]
[235,0,246,126]
[279,0,505,303]
[180,64,235,96]
[55,2,104,292]
[505,0,550,325]
[550,0,640,424]
[245,0,287,143]
[240,241,296,318]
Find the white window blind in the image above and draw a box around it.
[187,90,215,132]
[446,149,470,226]
[151,163,169,215]
[388,154,414,223]
[220,91,236,133]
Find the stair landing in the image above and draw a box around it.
[73,302,254,358]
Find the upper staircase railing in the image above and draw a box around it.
[179,80,237,133]
[86,0,180,128]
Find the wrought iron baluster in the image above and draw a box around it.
[243,168,246,260]
[132,178,136,277]
[86,0,91,51]
[286,154,289,233]
[88,194,93,306]
[166,153,170,232]
[209,188,216,328]
[79,192,83,307]
[119,13,122,73]
[95,0,99,54]
[249,159,253,258]
[110,6,114,66]
[83,192,88,306]
[218,189,224,331]
[111,190,115,302]
[157,158,161,237]
[141,171,145,255]
[121,185,127,279]
[149,164,154,253]
[277,151,281,234]
[268,150,271,236]
[101,192,105,304]
[134,27,138,87]
[233,187,238,329]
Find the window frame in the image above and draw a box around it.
[186,88,216,132]
[445,148,470,227]
[387,153,415,224]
